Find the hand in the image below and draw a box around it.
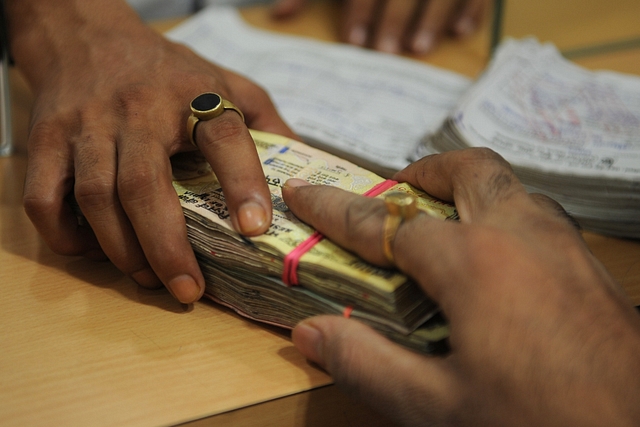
[8,0,295,303]
[272,0,489,54]
[281,149,640,426]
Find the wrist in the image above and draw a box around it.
[5,0,149,90]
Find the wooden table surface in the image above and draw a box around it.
[1,1,639,426]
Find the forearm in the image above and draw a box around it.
[5,0,149,90]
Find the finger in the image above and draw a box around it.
[452,0,488,37]
[271,0,307,19]
[73,124,162,290]
[371,0,421,54]
[117,127,205,303]
[409,0,459,54]
[195,109,273,237]
[340,0,379,47]
[282,178,392,266]
[393,149,527,224]
[23,119,104,259]
[293,316,455,425]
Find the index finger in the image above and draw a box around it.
[195,110,272,236]
[194,77,296,236]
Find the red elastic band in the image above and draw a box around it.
[282,179,398,286]
[343,306,354,319]
[363,179,397,197]
[282,231,324,286]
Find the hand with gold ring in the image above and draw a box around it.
[281,149,640,426]
[13,0,296,304]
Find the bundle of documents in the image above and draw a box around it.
[172,130,457,353]
[415,39,640,238]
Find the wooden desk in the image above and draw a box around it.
[1,2,639,426]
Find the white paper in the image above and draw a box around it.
[452,39,640,180]
[167,7,471,172]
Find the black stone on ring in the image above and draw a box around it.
[192,93,221,112]
[187,92,244,147]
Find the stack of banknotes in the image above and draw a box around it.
[172,130,458,353]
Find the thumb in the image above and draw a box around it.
[271,0,307,19]
[292,316,456,425]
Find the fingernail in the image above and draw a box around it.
[293,321,325,366]
[455,16,475,36]
[412,32,434,54]
[378,37,399,54]
[132,268,163,289]
[238,201,268,235]
[283,178,310,188]
[348,26,367,46]
[167,274,203,304]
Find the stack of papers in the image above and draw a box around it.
[417,39,640,238]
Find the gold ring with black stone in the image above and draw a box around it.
[382,191,419,265]
[187,92,245,147]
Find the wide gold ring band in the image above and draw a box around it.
[187,92,245,147]
[382,192,419,265]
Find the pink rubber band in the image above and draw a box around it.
[343,306,354,319]
[282,231,324,286]
[363,179,397,197]
[282,179,398,286]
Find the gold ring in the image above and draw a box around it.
[382,192,419,265]
[187,92,245,147]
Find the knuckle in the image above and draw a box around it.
[29,121,61,144]
[448,148,519,199]
[112,83,155,116]
[197,116,246,149]
[116,162,162,203]
[22,190,54,224]
[74,175,115,213]
[28,117,75,153]
[529,193,581,230]
[465,147,510,169]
